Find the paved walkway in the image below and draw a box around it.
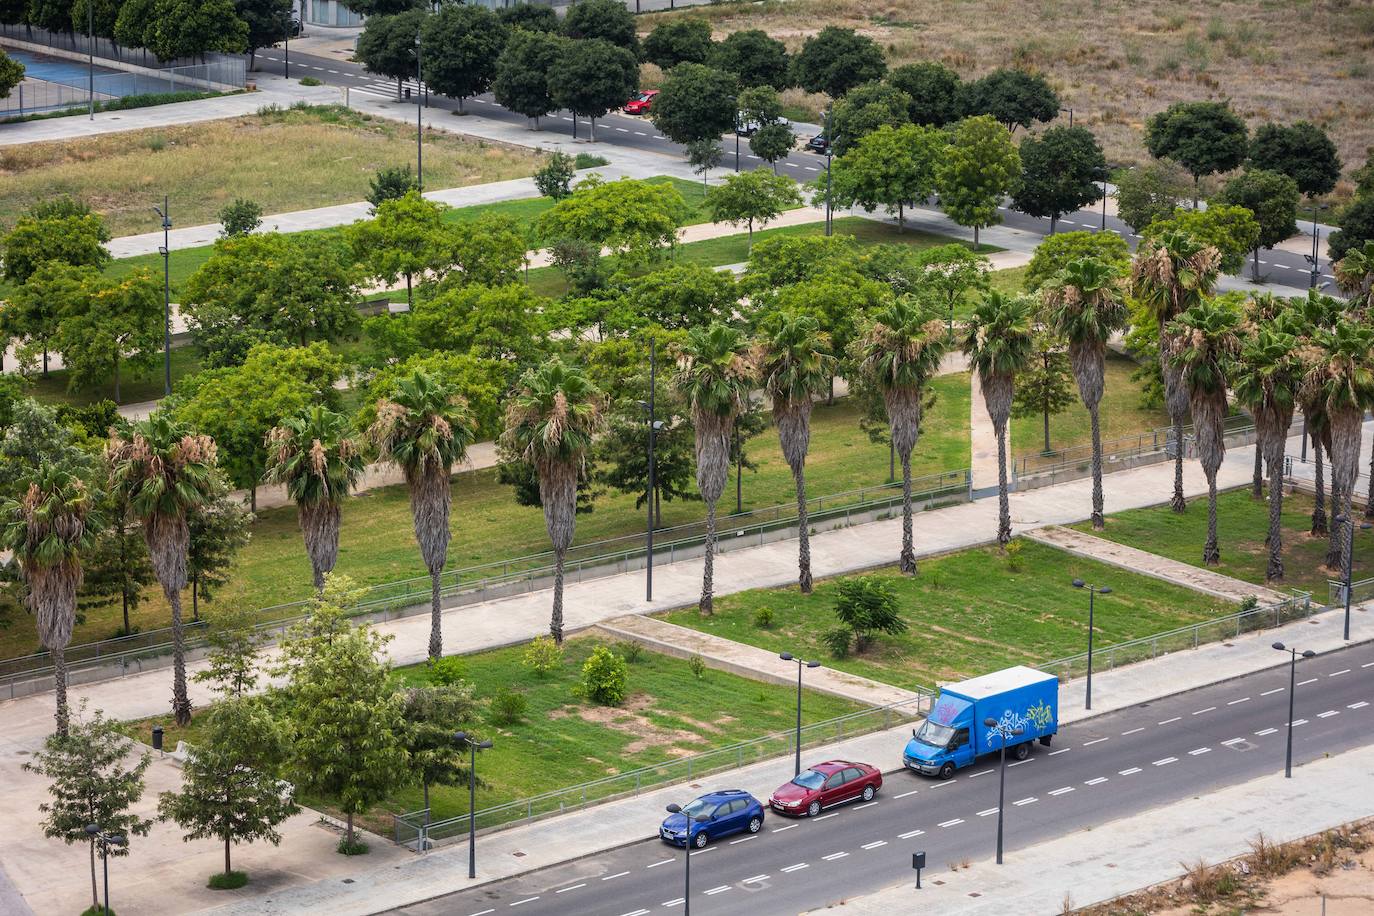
[968,371,1005,493]
[1027,525,1288,604]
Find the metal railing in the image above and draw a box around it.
[0,469,970,694]
[0,62,238,115]
[0,23,248,77]
[392,691,933,850]
[1328,576,1374,608]
[1036,592,1313,682]
[1012,414,1260,484]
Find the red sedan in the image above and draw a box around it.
[623,90,659,115]
[768,760,882,817]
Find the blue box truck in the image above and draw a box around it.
[903,665,1059,779]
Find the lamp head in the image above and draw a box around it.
[1072,578,1085,589]
[779,652,794,662]
[478,739,494,750]
[1098,586,1113,595]
[85,824,99,837]
[109,835,126,847]
[454,730,469,743]
[1272,642,1286,651]
[1302,649,1316,659]
[806,660,821,669]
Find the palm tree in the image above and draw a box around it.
[504,361,604,643]
[1167,298,1244,566]
[962,290,1035,545]
[264,406,367,593]
[1131,230,1222,513]
[1,464,97,736]
[367,369,475,660]
[673,323,755,614]
[1231,320,1303,581]
[852,298,949,573]
[1241,294,1291,500]
[1042,256,1129,530]
[754,312,836,593]
[1291,289,1344,536]
[1334,239,1374,314]
[107,415,219,725]
[1302,318,1374,575]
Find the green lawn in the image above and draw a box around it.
[23,345,204,407]
[663,539,1234,692]
[121,635,865,833]
[1072,489,1374,598]
[2,379,971,656]
[1010,351,1169,456]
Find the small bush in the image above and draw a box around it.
[488,688,528,726]
[752,607,775,629]
[367,165,418,212]
[337,837,369,855]
[1238,594,1259,613]
[80,907,114,916]
[534,151,577,200]
[616,640,644,663]
[257,102,284,116]
[688,654,706,679]
[218,198,263,237]
[833,575,906,654]
[1003,540,1023,571]
[207,870,248,890]
[299,76,323,86]
[574,153,610,169]
[522,635,563,676]
[427,656,468,686]
[580,645,629,705]
[822,625,852,658]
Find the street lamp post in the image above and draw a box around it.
[1071,579,1112,710]
[152,198,172,396]
[1334,513,1371,641]
[284,7,291,80]
[453,731,493,878]
[823,105,833,237]
[85,824,126,915]
[415,34,423,191]
[664,803,710,914]
[1271,643,1315,778]
[779,652,821,777]
[638,341,664,602]
[983,718,1024,864]
[1305,204,1329,289]
[87,0,94,120]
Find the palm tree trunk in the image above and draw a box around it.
[1171,416,1187,512]
[1328,407,1362,570]
[1267,448,1285,582]
[1367,444,1374,521]
[899,450,915,574]
[1312,434,1328,535]
[1089,404,1104,530]
[1327,478,1345,569]
[52,644,68,737]
[428,568,443,658]
[1203,470,1220,565]
[996,420,1011,545]
[793,464,811,594]
[550,548,565,644]
[167,586,192,726]
[1252,448,1264,499]
[700,500,716,615]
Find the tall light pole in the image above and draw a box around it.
[1334,513,1371,641]
[453,731,493,878]
[983,717,1024,864]
[87,0,94,120]
[85,824,126,915]
[414,33,424,191]
[1071,578,1112,710]
[779,652,821,777]
[1271,643,1315,778]
[283,5,291,80]
[665,803,710,915]
[638,340,664,602]
[823,105,833,237]
[1305,204,1329,289]
[152,198,172,396]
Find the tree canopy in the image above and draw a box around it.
[790,26,885,98]
[561,0,637,53]
[704,169,803,242]
[827,80,910,156]
[642,17,713,70]
[1215,168,1300,279]
[355,10,425,94]
[1144,100,1249,193]
[421,4,506,110]
[886,61,964,126]
[1248,121,1342,198]
[493,27,565,124]
[830,123,946,231]
[707,29,790,89]
[1011,125,1106,234]
[936,115,1021,248]
[548,38,639,134]
[650,62,738,148]
[963,68,1059,133]
[536,177,688,261]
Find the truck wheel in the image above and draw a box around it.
[938,762,955,780]
[807,800,821,817]
[1013,742,1031,761]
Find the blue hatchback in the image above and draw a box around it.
[660,789,765,848]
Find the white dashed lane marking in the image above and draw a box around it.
[1256,727,1279,736]
[852,802,878,811]
[976,807,999,817]
[893,789,920,799]
[1012,797,1037,806]
[1261,688,1285,697]
[1227,697,1250,706]
[780,863,809,873]
[938,818,965,827]
[604,870,632,879]
[813,812,840,822]
[966,770,993,779]
[1158,717,1181,725]
[1120,767,1142,775]
[1083,737,1109,746]
[1188,747,1211,756]
[1048,786,1075,796]
[555,884,586,893]
[646,858,674,869]
[1222,738,1247,747]
[1048,748,1071,756]
[742,875,769,884]
[704,886,730,896]
[1350,701,1370,710]
[861,841,888,850]
[1085,777,1109,786]
[509,898,539,907]
[729,836,755,845]
[1121,728,1145,736]
[1318,710,1339,718]
[1193,707,1217,715]
[898,829,925,839]
[822,852,848,861]
[1153,757,1178,766]
[1330,669,1350,677]
[1290,719,1309,727]
[1298,678,1318,687]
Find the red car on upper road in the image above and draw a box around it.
[622,90,659,115]
[768,760,882,817]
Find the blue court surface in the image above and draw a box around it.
[5,48,189,99]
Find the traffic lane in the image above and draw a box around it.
[390,643,1374,916]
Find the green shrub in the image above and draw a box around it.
[1238,594,1259,613]
[80,907,115,916]
[366,164,418,212]
[822,626,852,658]
[616,640,644,663]
[522,635,563,676]
[534,151,577,200]
[257,102,284,116]
[300,76,323,86]
[1003,539,1023,571]
[337,837,369,855]
[833,575,906,654]
[207,870,249,889]
[489,688,528,726]
[218,198,263,237]
[688,654,706,679]
[752,607,775,629]
[428,656,469,686]
[580,646,629,706]
[574,153,610,169]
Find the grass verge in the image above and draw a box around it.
[1010,351,1168,456]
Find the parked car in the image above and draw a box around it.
[769,760,882,817]
[735,114,791,137]
[623,90,660,115]
[805,134,831,155]
[660,789,764,848]
[288,17,302,37]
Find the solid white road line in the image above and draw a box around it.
[861,841,888,850]
[780,863,809,873]
[938,818,965,827]
[894,789,920,799]
[555,884,586,893]
[1119,767,1142,775]
[1153,757,1178,766]
[646,858,675,868]
[1085,777,1109,786]
[822,852,849,861]
[1255,727,1279,736]
[898,829,925,839]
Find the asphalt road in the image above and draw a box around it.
[254,47,1337,290]
[386,641,1374,916]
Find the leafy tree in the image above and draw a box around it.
[1114,161,1190,233]
[1023,230,1130,291]
[750,122,795,173]
[5,262,98,377]
[1214,168,1300,281]
[195,604,265,698]
[218,198,262,238]
[367,164,418,212]
[81,487,155,638]
[579,644,628,704]
[534,151,578,200]
[1011,330,1076,454]
[643,18,712,69]
[235,0,292,69]
[623,264,737,331]
[0,399,93,501]
[400,684,479,823]
[536,176,688,261]
[113,0,156,48]
[707,29,790,89]
[887,61,964,126]
[963,68,1059,133]
[340,0,422,16]
[493,27,565,127]
[355,9,425,100]
[158,697,298,883]
[0,49,22,99]
[936,115,1021,249]
[743,233,863,291]
[54,270,163,402]
[175,342,342,510]
[440,212,527,289]
[737,85,782,125]
[1248,121,1341,198]
[650,62,738,150]
[497,3,557,33]
[1012,125,1106,234]
[594,368,697,526]
[1,209,110,286]
[145,0,248,61]
[705,169,802,247]
[687,138,723,188]
[906,244,990,324]
[831,575,905,654]
[548,38,639,141]
[1142,205,1260,276]
[829,123,944,231]
[791,26,885,98]
[1144,100,1249,203]
[23,705,152,912]
[412,282,548,364]
[1329,195,1374,263]
[562,0,638,52]
[274,587,409,849]
[1334,240,1374,312]
[350,190,454,310]
[827,80,910,156]
[421,4,506,112]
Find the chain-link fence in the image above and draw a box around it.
[0,62,238,115]
[1,24,247,78]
